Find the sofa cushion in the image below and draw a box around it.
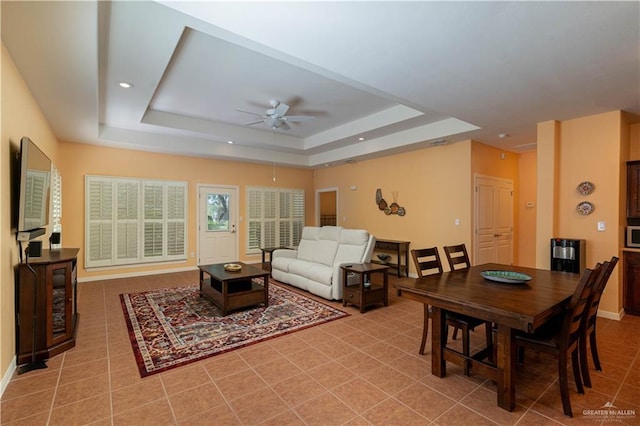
[296,227,320,262]
[334,229,370,265]
[306,264,334,286]
[289,259,315,277]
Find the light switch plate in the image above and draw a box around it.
[597,221,606,231]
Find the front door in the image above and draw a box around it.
[474,175,513,265]
[198,185,238,265]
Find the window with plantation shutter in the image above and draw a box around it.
[246,186,304,254]
[85,176,187,268]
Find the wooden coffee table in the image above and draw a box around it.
[198,262,269,315]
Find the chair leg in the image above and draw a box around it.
[558,351,573,417]
[590,329,602,371]
[419,304,429,355]
[572,349,585,395]
[579,332,592,388]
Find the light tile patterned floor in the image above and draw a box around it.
[2,271,639,425]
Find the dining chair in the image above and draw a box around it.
[515,263,603,417]
[410,247,443,355]
[411,247,492,375]
[579,257,618,388]
[443,243,471,271]
[442,243,472,340]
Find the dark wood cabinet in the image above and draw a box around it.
[16,248,79,365]
[623,250,640,316]
[627,161,640,219]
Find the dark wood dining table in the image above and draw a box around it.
[395,263,580,411]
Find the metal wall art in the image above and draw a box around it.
[376,188,406,216]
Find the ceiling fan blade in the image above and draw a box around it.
[282,115,316,122]
[273,102,289,117]
[236,108,264,117]
[243,120,264,126]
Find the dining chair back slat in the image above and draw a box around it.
[444,244,471,271]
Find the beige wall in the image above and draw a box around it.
[1,44,60,382]
[58,142,316,280]
[517,151,537,267]
[314,141,474,273]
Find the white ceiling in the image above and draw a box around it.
[2,1,639,168]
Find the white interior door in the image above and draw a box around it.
[474,175,513,265]
[198,185,238,265]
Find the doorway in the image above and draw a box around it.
[474,175,514,265]
[198,185,239,265]
[316,188,338,226]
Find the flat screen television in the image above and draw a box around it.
[17,137,51,235]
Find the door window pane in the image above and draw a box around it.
[207,193,230,231]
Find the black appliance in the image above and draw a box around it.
[550,238,586,273]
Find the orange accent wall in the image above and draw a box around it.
[57,141,315,280]
[552,111,625,316]
[314,141,473,274]
[1,44,61,381]
[517,151,537,267]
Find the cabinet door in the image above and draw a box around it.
[627,162,640,218]
[47,261,72,346]
[623,252,640,315]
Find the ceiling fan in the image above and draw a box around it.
[237,99,316,130]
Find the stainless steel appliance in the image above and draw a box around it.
[550,238,585,273]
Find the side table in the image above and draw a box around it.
[260,246,288,273]
[341,263,390,313]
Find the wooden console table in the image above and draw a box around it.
[373,239,410,277]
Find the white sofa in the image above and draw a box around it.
[271,226,376,300]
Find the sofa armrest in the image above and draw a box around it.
[272,248,298,259]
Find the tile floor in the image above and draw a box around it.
[1,271,639,425]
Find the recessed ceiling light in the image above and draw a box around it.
[227,140,234,144]
[358,137,366,141]
[119,82,133,88]
[498,133,509,139]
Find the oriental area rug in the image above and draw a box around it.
[120,280,348,377]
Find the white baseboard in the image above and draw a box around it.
[598,309,624,321]
[1,357,16,398]
[78,261,263,283]
[78,265,198,282]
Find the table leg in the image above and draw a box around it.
[263,274,269,308]
[496,324,516,411]
[431,307,446,377]
[382,270,388,306]
[342,269,348,307]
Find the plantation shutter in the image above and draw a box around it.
[166,183,186,259]
[247,188,262,250]
[86,177,113,267]
[264,189,277,248]
[143,182,164,260]
[246,186,304,254]
[279,191,291,247]
[85,176,187,268]
[292,190,305,246]
[115,180,138,263]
